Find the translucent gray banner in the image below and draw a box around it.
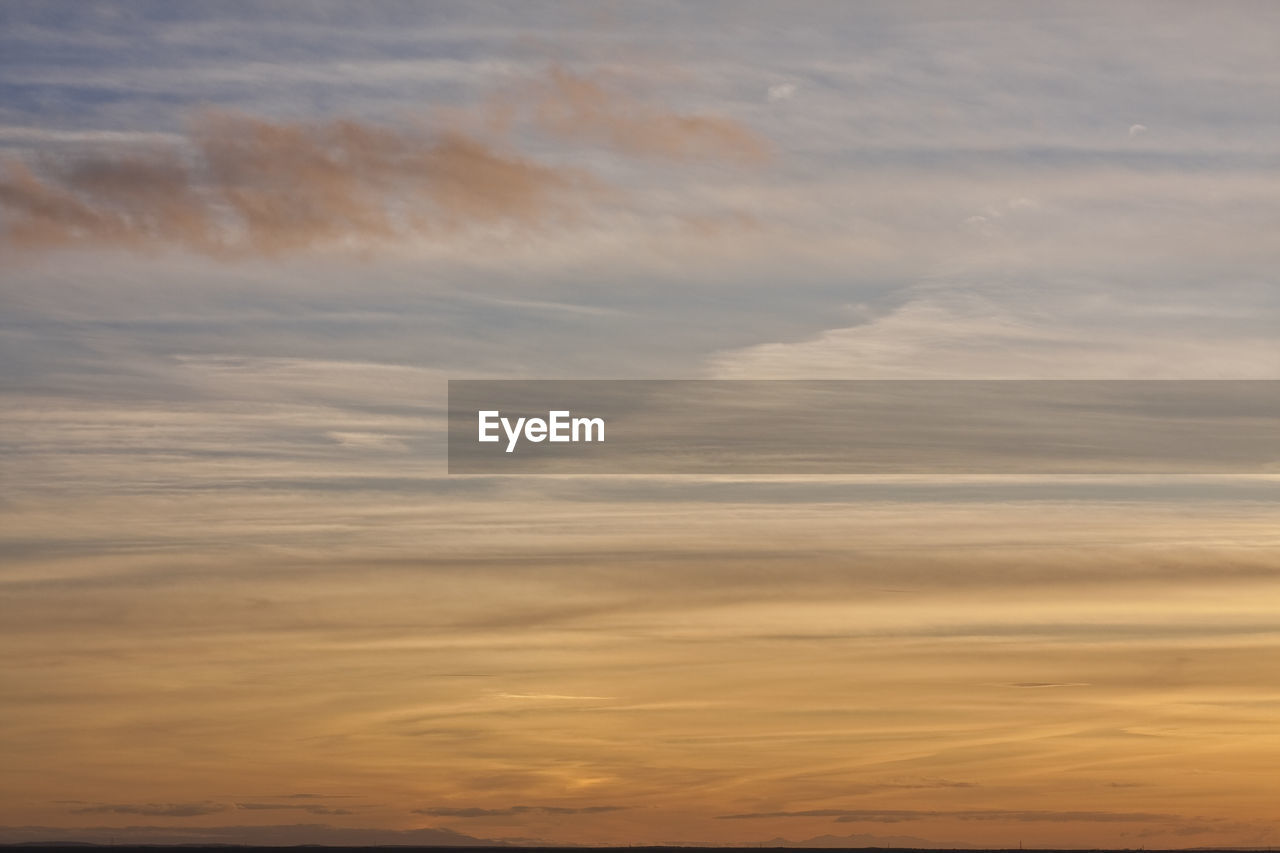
[447,380,1280,474]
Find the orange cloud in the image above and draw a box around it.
[525,65,771,164]
[0,113,591,256]
[0,67,769,257]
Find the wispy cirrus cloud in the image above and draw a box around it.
[5,5,1280,849]
[68,802,228,817]
[234,802,356,815]
[0,111,592,256]
[2,823,495,846]
[718,808,1199,824]
[0,66,767,257]
[414,805,628,817]
[519,65,770,164]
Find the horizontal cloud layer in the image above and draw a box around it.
[0,67,766,256]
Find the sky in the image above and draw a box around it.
[2,1,1280,847]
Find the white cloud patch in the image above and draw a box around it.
[768,83,798,102]
[708,290,1280,379]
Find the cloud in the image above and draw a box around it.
[718,808,1194,824]
[273,793,358,799]
[875,778,979,790]
[495,692,613,701]
[0,67,768,258]
[708,288,1280,380]
[521,65,770,164]
[0,113,590,256]
[767,831,971,849]
[69,802,228,817]
[0,823,496,846]
[413,805,628,818]
[0,127,185,146]
[767,83,798,102]
[235,802,356,815]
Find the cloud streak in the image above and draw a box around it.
[522,65,770,164]
[0,112,589,256]
[69,802,228,817]
[1,823,495,846]
[717,808,1195,824]
[0,66,767,258]
[235,802,355,815]
[413,805,628,817]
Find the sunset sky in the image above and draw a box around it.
[3,1,1280,848]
